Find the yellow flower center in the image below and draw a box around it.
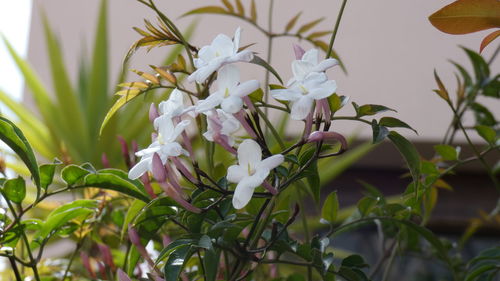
[247,163,256,176]
[299,84,308,95]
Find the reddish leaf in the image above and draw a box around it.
[480,29,500,53]
[429,0,500,35]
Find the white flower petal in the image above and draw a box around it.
[232,182,255,209]
[227,165,247,183]
[302,49,319,65]
[159,142,184,157]
[308,80,337,100]
[292,60,314,82]
[197,46,216,67]
[259,154,284,171]
[196,92,224,113]
[291,96,314,120]
[237,139,262,167]
[313,58,339,73]
[128,158,151,180]
[168,120,191,142]
[234,80,260,97]
[211,34,234,57]
[229,50,254,63]
[217,65,240,89]
[221,96,243,114]
[271,89,302,101]
[303,72,328,87]
[233,27,241,53]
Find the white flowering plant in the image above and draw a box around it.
[0,0,499,281]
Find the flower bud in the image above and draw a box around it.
[80,252,96,279]
[149,103,159,123]
[101,153,110,168]
[307,131,348,151]
[117,269,132,281]
[97,243,115,270]
[293,44,305,60]
[152,153,166,183]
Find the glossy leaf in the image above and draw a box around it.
[388,131,420,182]
[298,18,324,34]
[434,144,459,161]
[163,245,193,281]
[321,191,339,223]
[250,55,284,84]
[83,173,150,202]
[352,103,396,117]
[379,117,417,134]
[0,117,40,190]
[3,176,26,204]
[285,12,302,32]
[480,29,500,53]
[475,125,497,144]
[429,0,500,34]
[40,159,62,190]
[61,164,91,185]
[371,119,389,144]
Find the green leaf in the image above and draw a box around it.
[371,119,389,144]
[428,0,500,35]
[379,117,417,135]
[352,102,396,117]
[83,173,150,202]
[0,117,40,190]
[61,164,91,185]
[235,0,245,16]
[465,264,499,281]
[182,6,229,17]
[250,0,257,22]
[163,245,193,281]
[471,102,496,126]
[133,197,177,241]
[250,55,283,84]
[475,125,497,144]
[100,89,143,135]
[342,255,368,268]
[298,147,320,202]
[87,0,110,142]
[40,159,62,190]
[249,88,264,102]
[387,131,420,182]
[462,47,490,81]
[3,176,26,204]
[37,199,98,240]
[434,144,459,161]
[203,248,219,281]
[321,191,339,223]
[220,0,234,12]
[298,18,324,34]
[121,199,147,240]
[156,239,197,265]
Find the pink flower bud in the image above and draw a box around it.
[233,110,258,139]
[128,226,155,268]
[149,103,159,123]
[262,181,277,195]
[101,153,110,168]
[117,136,131,168]
[140,174,157,198]
[171,157,198,184]
[162,234,172,247]
[160,182,201,213]
[97,243,116,270]
[152,153,167,183]
[293,44,305,60]
[307,131,348,151]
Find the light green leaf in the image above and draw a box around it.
[61,164,91,185]
[321,191,339,223]
[39,159,62,190]
[475,125,497,144]
[434,144,459,161]
[3,176,26,204]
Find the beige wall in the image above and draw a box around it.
[28,0,499,142]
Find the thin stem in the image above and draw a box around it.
[381,240,398,281]
[61,241,84,281]
[326,0,348,58]
[8,256,23,281]
[255,106,286,149]
[264,0,275,136]
[488,43,500,65]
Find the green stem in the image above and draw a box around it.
[264,0,275,136]
[326,0,348,58]
[255,106,286,149]
[381,240,398,281]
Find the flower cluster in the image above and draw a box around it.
[128,28,339,210]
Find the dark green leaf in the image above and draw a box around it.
[342,254,368,268]
[434,144,459,161]
[371,119,389,144]
[0,117,40,190]
[61,164,91,185]
[352,103,396,118]
[475,125,497,144]
[379,117,417,134]
[462,47,490,82]
[163,245,193,281]
[203,248,219,281]
[83,173,150,202]
[3,176,26,204]
[321,191,339,223]
[250,55,283,84]
[471,102,496,126]
[387,131,420,182]
[465,264,498,281]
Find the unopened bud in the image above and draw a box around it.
[293,44,305,60]
[149,103,159,123]
[152,153,166,182]
[307,131,348,151]
[117,269,132,281]
[97,243,115,270]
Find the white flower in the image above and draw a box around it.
[188,27,254,83]
[271,72,337,120]
[203,109,240,146]
[227,139,284,209]
[196,65,259,114]
[288,49,338,86]
[128,118,190,180]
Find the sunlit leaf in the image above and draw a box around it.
[3,176,26,204]
[40,159,62,190]
[480,29,500,53]
[352,103,396,117]
[434,144,459,161]
[83,173,150,202]
[61,164,91,185]
[100,88,145,135]
[429,0,500,34]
